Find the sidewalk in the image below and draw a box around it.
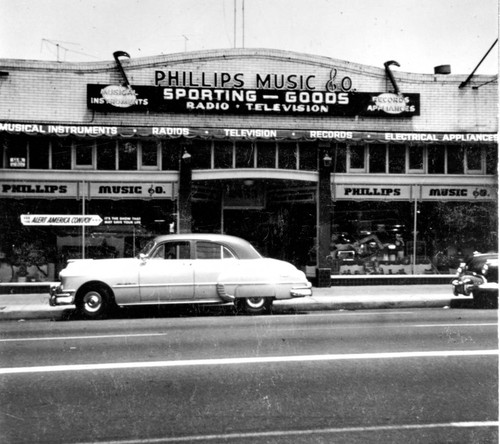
[0,285,472,321]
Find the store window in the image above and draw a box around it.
[486,144,498,175]
[427,145,445,174]
[214,141,233,169]
[369,144,386,173]
[465,146,481,172]
[118,141,137,170]
[75,141,94,168]
[141,140,158,168]
[333,143,347,173]
[388,145,405,174]
[161,139,181,170]
[5,135,28,169]
[235,141,254,168]
[278,142,297,169]
[97,140,116,170]
[409,145,423,172]
[28,137,49,169]
[51,139,72,170]
[349,144,365,171]
[190,140,211,169]
[447,146,465,174]
[299,142,317,171]
[256,142,276,168]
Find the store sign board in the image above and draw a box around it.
[0,122,496,143]
[0,182,79,198]
[21,214,102,226]
[334,185,413,200]
[87,84,420,117]
[89,182,176,199]
[421,185,497,201]
[103,216,142,225]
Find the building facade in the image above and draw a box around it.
[0,49,497,282]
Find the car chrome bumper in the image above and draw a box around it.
[49,284,76,306]
[290,284,313,298]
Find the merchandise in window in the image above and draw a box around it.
[5,135,28,168]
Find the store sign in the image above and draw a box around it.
[87,84,419,117]
[0,182,79,198]
[21,214,103,226]
[421,185,496,201]
[103,216,142,225]
[334,185,413,200]
[1,122,496,143]
[89,182,176,199]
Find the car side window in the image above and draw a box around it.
[196,242,235,259]
[151,242,190,259]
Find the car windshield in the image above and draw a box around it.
[137,240,156,258]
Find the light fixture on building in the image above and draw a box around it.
[243,179,255,187]
[323,153,332,168]
[182,149,191,163]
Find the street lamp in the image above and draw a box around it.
[323,152,332,168]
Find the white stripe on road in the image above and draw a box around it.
[71,421,500,444]
[0,332,170,342]
[0,349,497,375]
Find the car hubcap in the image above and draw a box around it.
[246,297,265,309]
[83,292,102,312]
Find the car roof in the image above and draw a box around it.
[152,233,262,259]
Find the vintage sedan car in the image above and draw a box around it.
[451,252,498,308]
[50,233,312,318]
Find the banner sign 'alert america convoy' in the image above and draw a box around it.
[86,68,419,117]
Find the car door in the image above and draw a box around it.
[139,241,194,302]
[192,240,239,301]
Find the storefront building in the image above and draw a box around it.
[0,49,497,282]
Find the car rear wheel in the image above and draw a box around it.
[235,297,272,315]
[77,285,112,319]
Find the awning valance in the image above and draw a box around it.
[0,122,497,144]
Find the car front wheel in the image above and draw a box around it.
[77,285,112,319]
[235,297,272,315]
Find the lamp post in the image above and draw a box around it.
[316,151,333,287]
[178,149,192,233]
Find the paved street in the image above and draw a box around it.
[0,308,497,443]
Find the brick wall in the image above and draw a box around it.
[0,48,497,133]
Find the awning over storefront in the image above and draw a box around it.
[0,122,497,144]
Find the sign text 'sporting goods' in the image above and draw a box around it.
[87,84,420,117]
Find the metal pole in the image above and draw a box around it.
[82,181,86,259]
[413,195,417,274]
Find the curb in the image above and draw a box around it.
[0,297,472,321]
